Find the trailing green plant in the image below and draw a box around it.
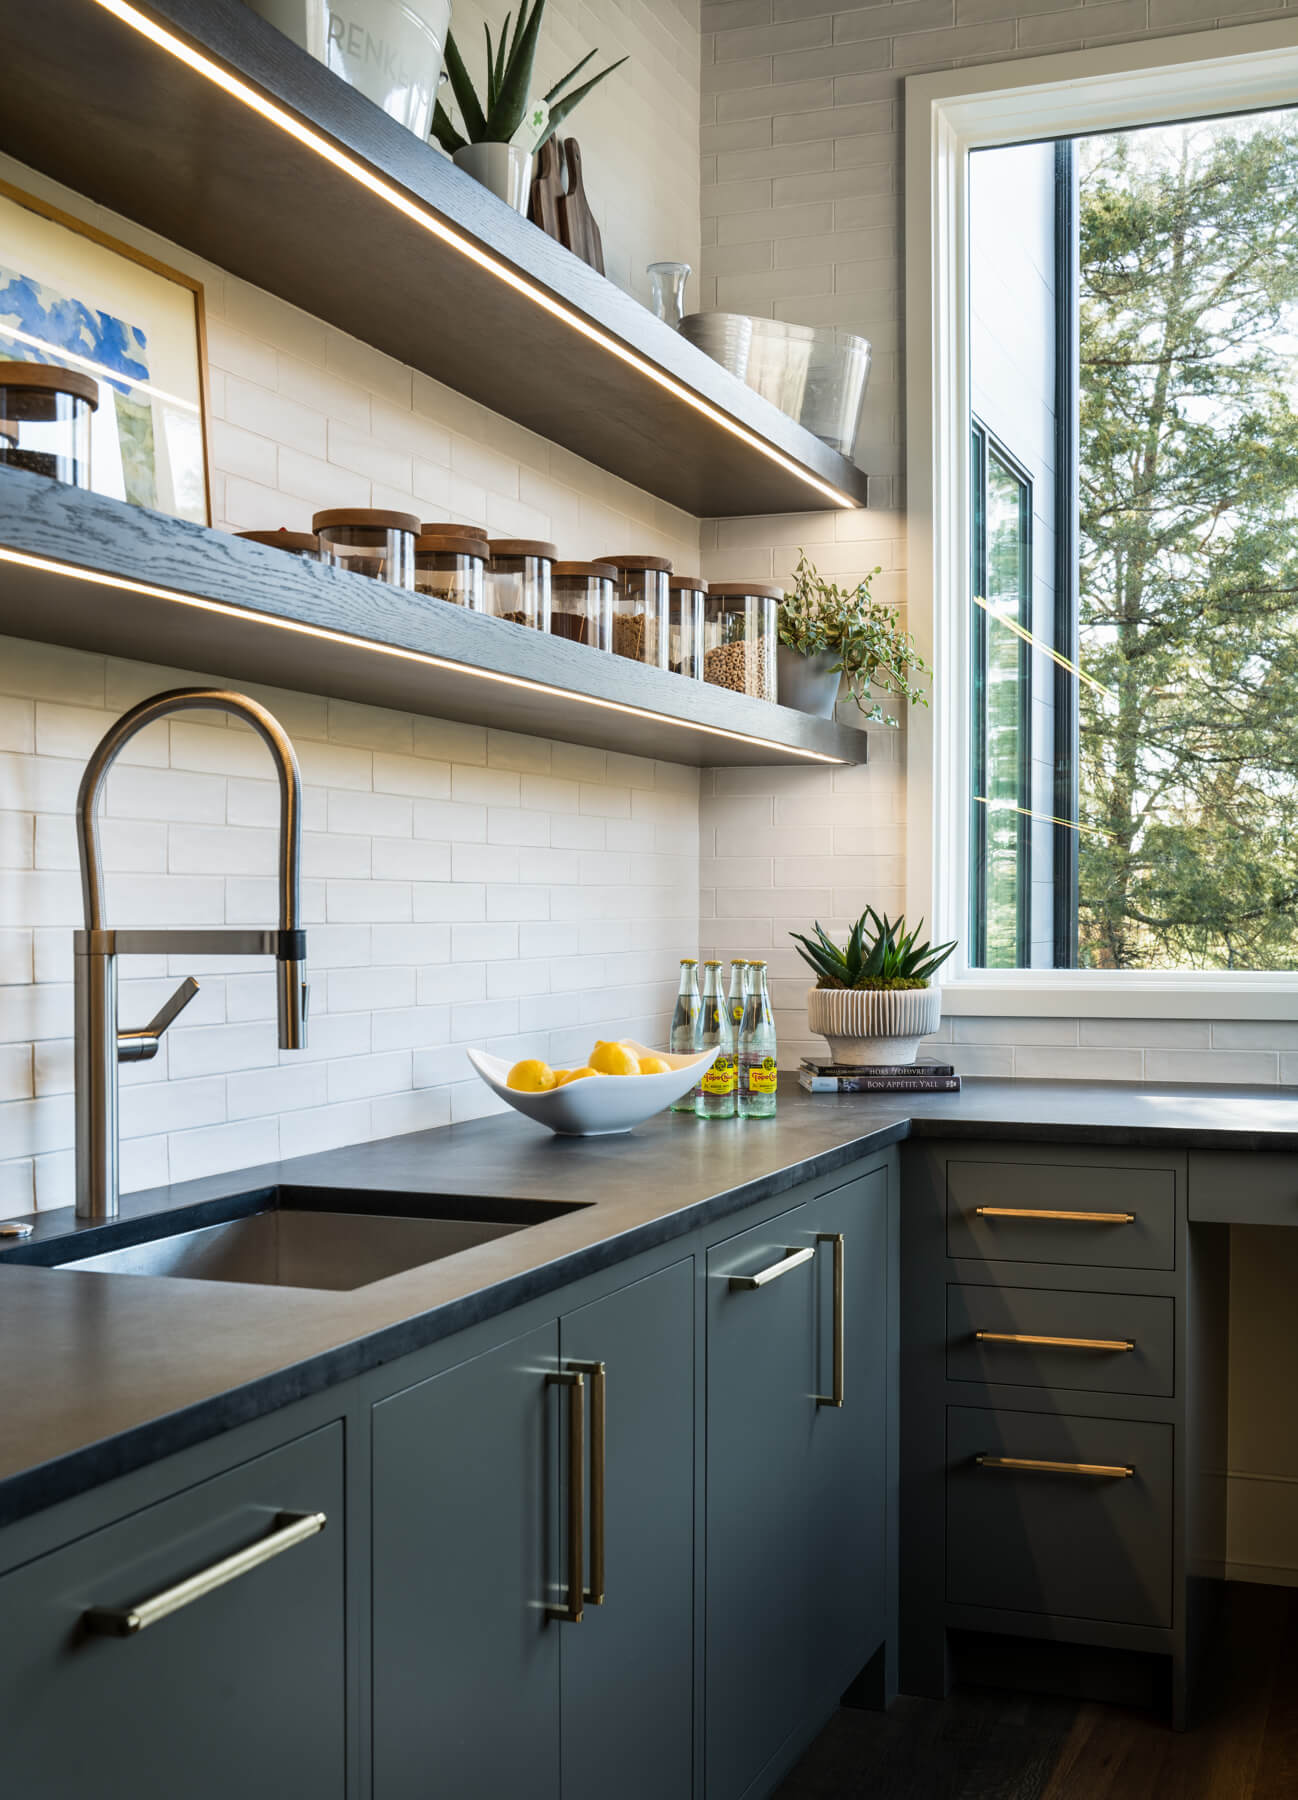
[778,550,929,725]
[430,2,627,155]
[790,908,957,992]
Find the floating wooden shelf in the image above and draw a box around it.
[0,0,870,520]
[0,473,869,768]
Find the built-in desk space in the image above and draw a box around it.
[1191,1153,1298,1226]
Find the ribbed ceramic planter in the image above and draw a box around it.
[806,985,942,1065]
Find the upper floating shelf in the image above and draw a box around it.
[0,471,869,768]
[1,0,870,520]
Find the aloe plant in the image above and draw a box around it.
[430,2,627,154]
[790,909,956,992]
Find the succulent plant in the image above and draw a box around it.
[790,908,957,992]
[430,2,627,154]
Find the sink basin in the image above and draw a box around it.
[33,1185,584,1292]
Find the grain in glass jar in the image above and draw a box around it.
[488,539,556,631]
[414,532,487,609]
[668,575,706,680]
[550,561,615,651]
[236,528,322,561]
[702,582,782,703]
[602,554,671,668]
[0,362,98,488]
[312,508,418,586]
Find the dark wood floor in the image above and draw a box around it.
[777,1585,1298,1799]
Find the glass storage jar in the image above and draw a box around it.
[414,532,487,608]
[668,575,706,680]
[603,554,671,668]
[550,561,615,650]
[235,528,322,561]
[0,361,98,487]
[312,508,418,586]
[702,582,782,703]
[488,539,556,631]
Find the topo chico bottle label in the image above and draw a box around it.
[745,1055,778,1096]
[701,1052,737,1096]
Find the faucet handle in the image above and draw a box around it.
[118,976,200,1064]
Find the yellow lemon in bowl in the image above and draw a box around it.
[589,1040,641,1077]
[556,1066,598,1085]
[507,1058,558,1093]
[637,1055,672,1075]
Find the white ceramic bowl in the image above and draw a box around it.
[466,1041,718,1136]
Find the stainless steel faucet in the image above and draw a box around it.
[74,688,309,1219]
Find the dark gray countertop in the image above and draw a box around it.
[3,1075,1297,1528]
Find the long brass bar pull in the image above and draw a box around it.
[975,1331,1135,1353]
[976,1454,1134,1479]
[975,1207,1135,1224]
[83,1510,326,1636]
[815,1232,845,1408]
[547,1370,585,1624]
[569,1360,606,1605]
[729,1245,815,1291]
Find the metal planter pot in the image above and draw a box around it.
[777,647,841,718]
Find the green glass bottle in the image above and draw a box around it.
[727,959,748,1033]
[695,960,737,1120]
[738,960,778,1119]
[670,958,701,1113]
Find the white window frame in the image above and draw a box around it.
[905,19,1298,1020]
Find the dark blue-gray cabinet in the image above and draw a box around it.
[371,1259,696,1800]
[706,1169,889,1800]
[0,1423,346,1800]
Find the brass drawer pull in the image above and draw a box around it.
[547,1369,585,1623]
[975,1207,1135,1224]
[815,1232,845,1408]
[974,1331,1135,1353]
[83,1509,326,1636]
[976,1454,1134,1479]
[729,1245,815,1290]
[568,1360,606,1607]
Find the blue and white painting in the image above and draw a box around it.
[0,264,159,508]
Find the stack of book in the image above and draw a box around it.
[798,1058,961,1094]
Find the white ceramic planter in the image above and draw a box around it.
[453,143,534,213]
[806,985,942,1065]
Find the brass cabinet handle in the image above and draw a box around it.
[547,1370,585,1624]
[976,1454,1134,1479]
[568,1360,606,1606]
[83,1509,326,1637]
[729,1245,815,1291]
[974,1331,1135,1353]
[815,1232,845,1408]
[974,1206,1135,1223]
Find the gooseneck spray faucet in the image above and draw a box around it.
[74,689,308,1219]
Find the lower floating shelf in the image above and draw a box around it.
[0,473,868,769]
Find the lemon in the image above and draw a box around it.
[637,1055,672,1076]
[589,1040,641,1077]
[507,1058,558,1093]
[556,1066,598,1085]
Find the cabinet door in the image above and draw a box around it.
[706,1203,816,1800]
[0,1423,345,1800]
[372,1321,561,1800]
[559,1259,695,1800]
[808,1168,888,1702]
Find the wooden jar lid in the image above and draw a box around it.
[420,521,486,538]
[312,507,420,535]
[0,360,99,409]
[707,581,785,601]
[601,553,673,573]
[236,529,320,553]
[554,560,618,580]
[490,539,558,560]
[416,533,488,559]
[669,574,709,593]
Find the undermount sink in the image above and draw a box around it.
[35,1185,584,1292]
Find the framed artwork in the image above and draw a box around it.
[0,176,211,524]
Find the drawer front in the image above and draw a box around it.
[946,1160,1175,1270]
[946,1406,1173,1628]
[1189,1150,1298,1225]
[947,1285,1175,1398]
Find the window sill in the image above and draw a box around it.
[940,973,1298,1021]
